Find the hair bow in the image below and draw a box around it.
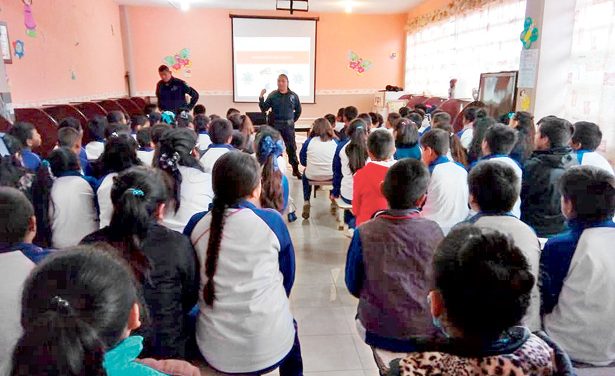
[50,295,72,315]
[128,188,145,197]
[160,152,180,171]
[259,136,285,171]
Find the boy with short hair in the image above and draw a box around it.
[337,106,358,141]
[199,118,234,173]
[465,161,541,331]
[130,115,149,135]
[194,114,211,154]
[57,127,82,157]
[542,166,615,365]
[7,122,42,171]
[521,117,577,237]
[136,128,155,167]
[57,117,89,174]
[420,129,469,234]
[353,129,396,226]
[193,104,206,116]
[472,124,522,217]
[570,121,613,174]
[346,158,443,352]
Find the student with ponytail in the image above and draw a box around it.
[10,246,200,376]
[256,126,290,213]
[467,109,496,164]
[32,147,99,248]
[184,152,302,375]
[82,167,198,359]
[393,118,421,160]
[155,127,214,232]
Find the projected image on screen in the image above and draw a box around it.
[232,17,317,103]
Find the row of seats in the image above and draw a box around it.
[398,95,474,132]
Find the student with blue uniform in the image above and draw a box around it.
[199,118,234,173]
[570,121,613,174]
[185,152,302,375]
[85,116,108,161]
[393,118,421,160]
[8,122,42,171]
[541,166,615,366]
[194,114,211,154]
[256,126,290,214]
[57,117,91,174]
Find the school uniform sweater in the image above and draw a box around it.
[21,148,41,171]
[394,144,421,161]
[422,156,469,234]
[85,140,105,160]
[346,209,443,351]
[466,213,541,331]
[185,201,296,374]
[162,166,214,233]
[50,174,99,248]
[542,220,615,365]
[97,173,118,229]
[299,137,338,181]
[0,250,35,376]
[103,336,167,376]
[332,142,355,201]
[458,127,473,150]
[353,160,396,226]
[197,132,212,154]
[199,144,234,173]
[82,224,199,359]
[136,147,155,167]
[576,149,614,174]
[471,155,523,218]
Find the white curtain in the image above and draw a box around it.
[562,0,615,155]
[405,0,527,99]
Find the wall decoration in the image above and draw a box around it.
[163,48,192,75]
[519,89,531,111]
[520,17,539,49]
[406,0,500,33]
[22,0,37,37]
[12,40,24,59]
[0,22,11,64]
[348,51,372,75]
[70,70,77,80]
[389,52,398,60]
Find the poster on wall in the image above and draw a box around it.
[0,22,12,64]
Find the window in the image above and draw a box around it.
[405,0,527,99]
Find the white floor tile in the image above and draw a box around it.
[299,335,364,372]
[294,306,353,335]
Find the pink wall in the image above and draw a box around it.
[124,7,407,117]
[0,0,127,106]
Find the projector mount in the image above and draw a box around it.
[276,0,309,14]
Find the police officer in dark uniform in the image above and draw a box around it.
[155,65,200,114]
[259,74,303,179]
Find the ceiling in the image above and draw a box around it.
[114,0,424,14]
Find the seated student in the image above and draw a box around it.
[324,113,337,129]
[407,111,425,134]
[521,117,577,237]
[466,110,495,164]
[85,116,108,160]
[57,127,82,158]
[82,167,198,359]
[157,128,213,233]
[256,126,290,214]
[229,113,256,153]
[199,118,234,173]
[131,114,149,134]
[458,107,478,149]
[11,247,201,376]
[0,135,33,196]
[193,103,206,117]
[194,114,211,154]
[337,105,358,141]
[184,152,302,375]
[107,110,128,126]
[385,112,401,135]
[393,118,421,161]
[541,166,615,366]
[145,103,159,117]
[332,119,369,228]
[148,110,162,127]
[353,129,396,226]
[389,226,563,376]
[151,123,169,148]
[570,121,614,174]
[300,118,338,219]
[226,107,240,118]
[57,117,90,173]
[230,130,247,152]
[398,106,410,118]
[334,107,346,132]
[8,122,42,171]
[34,147,99,249]
[136,128,155,167]
[432,122,469,167]
[358,113,373,130]
[369,112,384,128]
[423,111,450,136]
[464,161,541,331]
[177,111,194,130]
[420,129,469,234]
[472,124,522,217]
[510,111,536,165]
[93,134,142,228]
[346,159,444,353]
[0,187,52,375]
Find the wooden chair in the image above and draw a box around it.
[43,104,91,144]
[130,97,148,109]
[308,179,333,198]
[0,114,12,132]
[116,98,144,117]
[73,102,107,121]
[96,99,129,119]
[334,197,353,231]
[14,108,59,157]
[424,97,447,109]
[405,96,429,109]
[436,99,464,122]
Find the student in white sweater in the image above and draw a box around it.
[571,121,614,175]
[34,148,99,249]
[420,129,469,234]
[136,128,155,167]
[157,128,214,233]
[300,118,338,218]
[84,116,107,161]
[464,161,541,331]
[200,118,235,173]
[458,107,478,150]
[184,152,302,375]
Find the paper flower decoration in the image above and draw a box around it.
[13,40,25,59]
[348,51,372,75]
[23,0,37,37]
[163,48,192,72]
[520,17,539,49]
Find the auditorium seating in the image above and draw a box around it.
[424,97,447,109]
[96,99,130,119]
[116,98,144,117]
[14,108,59,157]
[130,96,148,109]
[0,114,12,132]
[74,101,108,120]
[405,95,430,108]
[437,99,465,123]
[42,105,92,144]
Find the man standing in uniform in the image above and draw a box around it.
[259,74,303,179]
[156,65,200,114]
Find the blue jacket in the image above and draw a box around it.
[103,336,167,376]
[394,144,421,161]
[22,148,41,171]
[331,140,348,198]
[0,242,54,264]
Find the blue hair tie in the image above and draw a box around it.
[128,188,145,197]
[41,160,50,168]
[259,136,285,171]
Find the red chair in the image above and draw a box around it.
[14,108,59,157]
[436,99,464,122]
[424,97,447,108]
[43,105,91,144]
[405,96,429,109]
[453,101,486,132]
[116,98,144,117]
[0,115,12,132]
[130,97,148,109]
[96,100,129,119]
[73,102,107,121]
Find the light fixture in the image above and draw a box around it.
[345,1,354,13]
[180,0,190,11]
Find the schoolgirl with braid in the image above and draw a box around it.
[184,152,303,375]
[255,126,290,213]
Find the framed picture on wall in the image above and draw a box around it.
[0,22,12,64]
